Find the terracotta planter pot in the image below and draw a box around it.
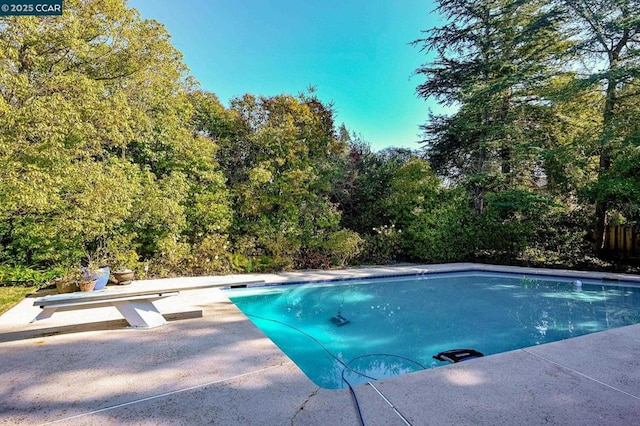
[54,278,77,294]
[78,279,97,292]
[112,270,135,285]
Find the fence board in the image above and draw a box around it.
[604,225,639,257]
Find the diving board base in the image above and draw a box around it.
[113,299,169,328]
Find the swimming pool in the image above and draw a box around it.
[225,271,640,389]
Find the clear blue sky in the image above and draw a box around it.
[128,0,441,151]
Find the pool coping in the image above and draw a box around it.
[1,262,639,425]
[222,262,640,288]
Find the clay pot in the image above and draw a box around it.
[112,270,135,285]
[78,279,97,292]
[54,278,77,294]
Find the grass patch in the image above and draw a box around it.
[0,286,36,316]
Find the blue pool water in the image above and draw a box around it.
[225,272,640,389]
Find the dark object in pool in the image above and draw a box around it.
[433,348,484,364]
[330,314,350,326]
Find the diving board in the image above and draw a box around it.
[32,279,265,328]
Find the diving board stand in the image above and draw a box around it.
[32,279,265,328]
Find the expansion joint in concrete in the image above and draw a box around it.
[290,387,319,425]
[522,349,640,401]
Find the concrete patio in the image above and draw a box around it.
[1,264,639,425]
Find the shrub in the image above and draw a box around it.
[401,189,476,263]
[0,265,65,288]
[358,225,403,264]
[323,230,363,266]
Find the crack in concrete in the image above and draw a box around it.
[290,388,319,425]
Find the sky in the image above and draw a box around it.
[127,0,442,151]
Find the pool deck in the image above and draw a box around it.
[1,263,639,425]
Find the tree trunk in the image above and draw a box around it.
[473,143,487,214]
[594,76,616,250]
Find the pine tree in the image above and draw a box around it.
[414,0,568,212]
[561,0,640,249]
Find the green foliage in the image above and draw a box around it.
[322,230,363,267]
[0,0,232,277]
[415,0,569,213]
[470,189,598,268]
[2,0,638,286]
[99,233,141,272]
[520,208,593,267]
[476,190,559,256]
[558,0,640,248]
[411,0,640,267]
[400,188,476,263]
[336,141,420,235]
[362,157,472,263]
[0,264,64,288]
[358,225,403,264]
[222,93,352,270]
[383,158,441,224]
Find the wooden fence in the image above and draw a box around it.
[603,225,640,258]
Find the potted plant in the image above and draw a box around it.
[90,265,110,290]
[55,265,97,293]
[80,256,110,291]
[53,269,78,294]
[110,260,135,285]
[77,273,98,292]
[111,269,135,285]
[108,254,138,285]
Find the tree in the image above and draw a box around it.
[224,93,354,269]
[561,0,640,248]
[381,158,476,262]
[335,138,419,235]
[414,0,569,212]
[0,0,231,275]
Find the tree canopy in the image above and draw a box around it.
[413,0,640,265]
[1,0,639,287]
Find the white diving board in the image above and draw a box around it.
[32,279,265,328]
